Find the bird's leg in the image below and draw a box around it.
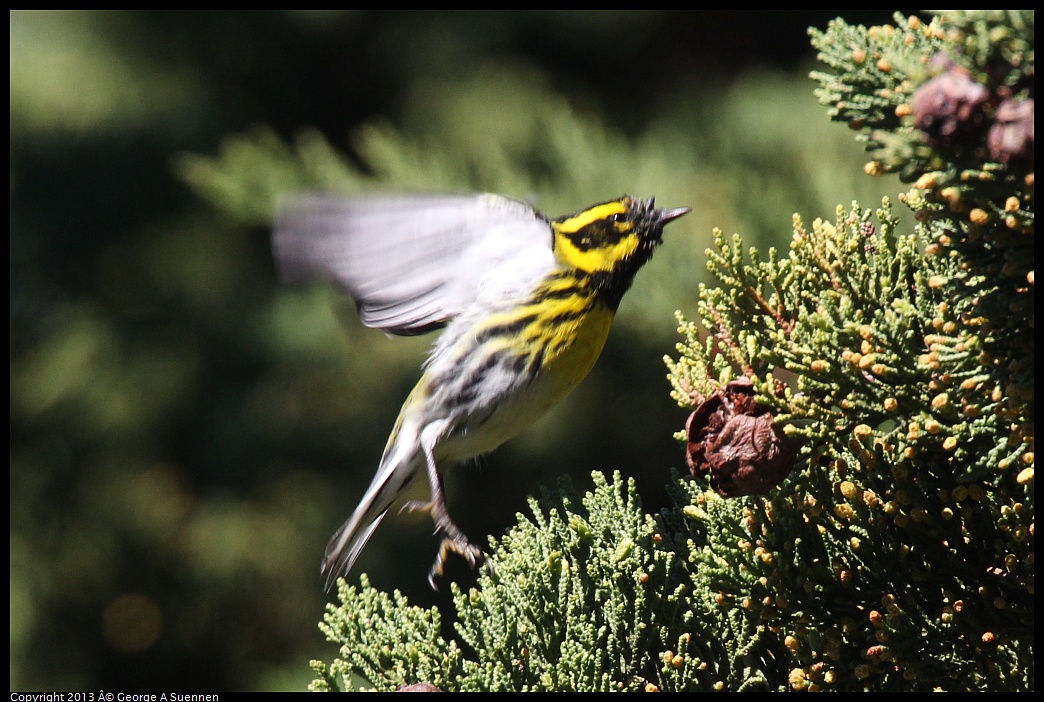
[401,429,484,587]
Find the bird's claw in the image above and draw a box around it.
[402,499,485,589]
[427,535,485,590]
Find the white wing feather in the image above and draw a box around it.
[272,193,553,335]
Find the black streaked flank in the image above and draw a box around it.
[540,305,593,330]
[473,312,541,346]
[537,283,589,301]
[446,351,502,407]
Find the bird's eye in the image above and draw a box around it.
[608,213,621,223]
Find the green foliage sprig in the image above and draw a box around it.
[312,473,692,691]
[810,11,1034,411]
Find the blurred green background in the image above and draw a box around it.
[10,10,904,691]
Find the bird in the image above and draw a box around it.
[272,192,690,589]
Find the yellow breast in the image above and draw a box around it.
[438,303,615,460]
[539,303,614,388]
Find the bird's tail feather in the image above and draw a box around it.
[322,510,387,591]
[321,448,418,591]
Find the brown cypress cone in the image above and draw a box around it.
[684,378,799,497]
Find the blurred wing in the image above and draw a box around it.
[272,193,552,335]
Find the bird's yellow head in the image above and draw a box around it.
[551,195,689,308]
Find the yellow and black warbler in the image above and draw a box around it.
[273,193,689,589]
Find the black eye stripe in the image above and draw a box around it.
[565,219,628,251]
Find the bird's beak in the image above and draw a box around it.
[656,206,691,225]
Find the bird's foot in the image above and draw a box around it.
[402,499,485,589]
